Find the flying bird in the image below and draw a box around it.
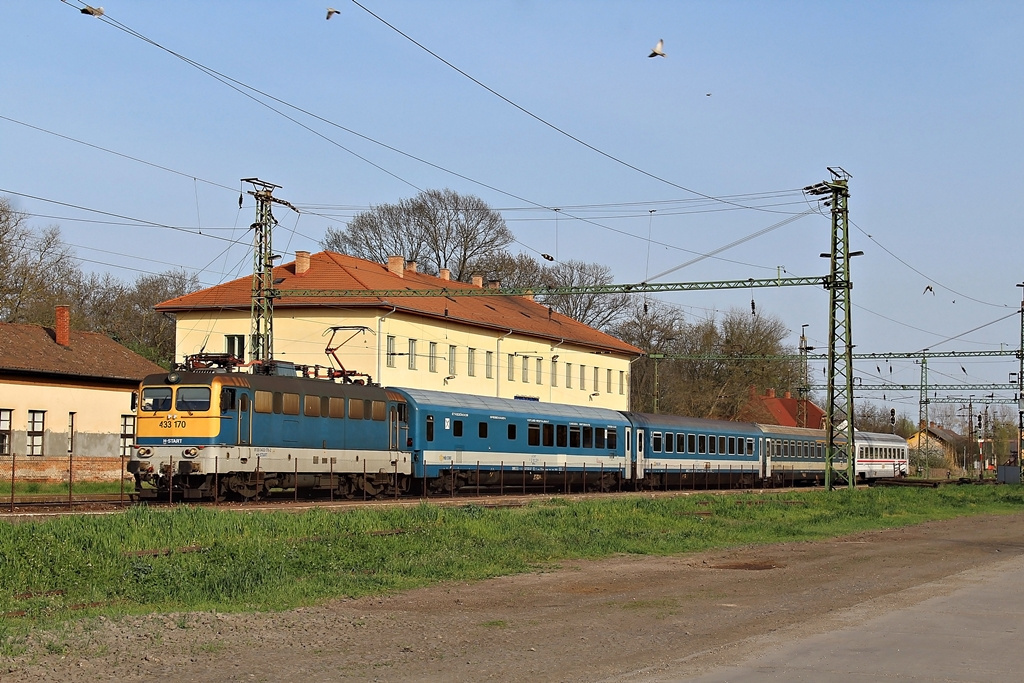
[326,8,340,20]
[876,365,881,374]
[649,39,666,58]
[961,365,968,374]
[80,4,104,16]
[923,285,934,295]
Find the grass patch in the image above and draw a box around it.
[0,486,1021,639]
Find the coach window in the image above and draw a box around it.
[688,434,697,454]
[349,398,364,420]
[664,433,673,453]
[304,395,320,417]
[698,434,707,454]
[651,432,662,453]
[583,426,593,448]
[528,423,541,446]
[478,422,488,438]
[453,420,463,438]
[507,424,517,440]
[607,428,617,449]
[372,400,386,421]
[595,427,606,449]
[747,438,755,455]
[718,436,726,455]
[569,425,581,448]
[426,415,434,441]
[543,423,554,447]
[708,436,717,455]
[677,434,686,453]
[328,397,345,418]
[556,424,567,447]
[728,436,736,455]
[320,396,331,418]
[177,387,211,412]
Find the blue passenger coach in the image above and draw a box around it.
[625,413,764,488]
[396,388,632,493]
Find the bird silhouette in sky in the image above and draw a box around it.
[876,365,881,374]
[962,365,968,374]
[649,39,666,58]
[326,8,340,20]
[923,285,934,295]
[80,5,104,16]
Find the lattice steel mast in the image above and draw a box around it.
[242,178,297,364]
[806,168,858,490]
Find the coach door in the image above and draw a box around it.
[635,429,646,479]
[761,438,769,479]
[237,392,252,445]
[624,427,633,479]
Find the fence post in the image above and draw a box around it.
[254,455,260,503]
[294,456,298,503]
[120,453,125,507]
[168,454,174,505]
[9,453,15,512]
[214,455,219,505]
[68,453,74,508]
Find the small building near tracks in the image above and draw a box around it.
[156,251,642,410]
[0,306,164,481]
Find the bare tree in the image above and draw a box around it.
[323,189,513,279]
[539,260,630,331]
[0,199,81,324]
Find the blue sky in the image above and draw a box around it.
[3,1,1023,417]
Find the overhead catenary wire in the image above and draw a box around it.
[55,3,811,276]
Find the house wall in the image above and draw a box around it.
[172,308,633,410]
[0,376,136,459]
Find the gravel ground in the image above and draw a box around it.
[4,511,1022,682]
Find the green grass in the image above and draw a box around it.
[0,485,1022,642]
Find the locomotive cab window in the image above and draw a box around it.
[176,387,211,412]
[372,400,386,421]
[282,393,300,416]
[349,399,364,420]
[141,387,172,412]
[304,395,321,417]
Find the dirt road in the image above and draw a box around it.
[5,512,1022,682]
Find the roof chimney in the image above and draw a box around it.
[295,250,310,275]
[406,260,418,274]
[55,305,70,346]
[472,274,483,288]
[487,279,501,289]
[783,391,792,399]
[387,255,405,278]
[439,268,451,281]
[766,388,776,399]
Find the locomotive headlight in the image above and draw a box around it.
[183,447,199,458]
[137,447,152,457]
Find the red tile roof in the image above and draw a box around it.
[739,388,826,428]
[0,322,165,383]
[157,251,642,355]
